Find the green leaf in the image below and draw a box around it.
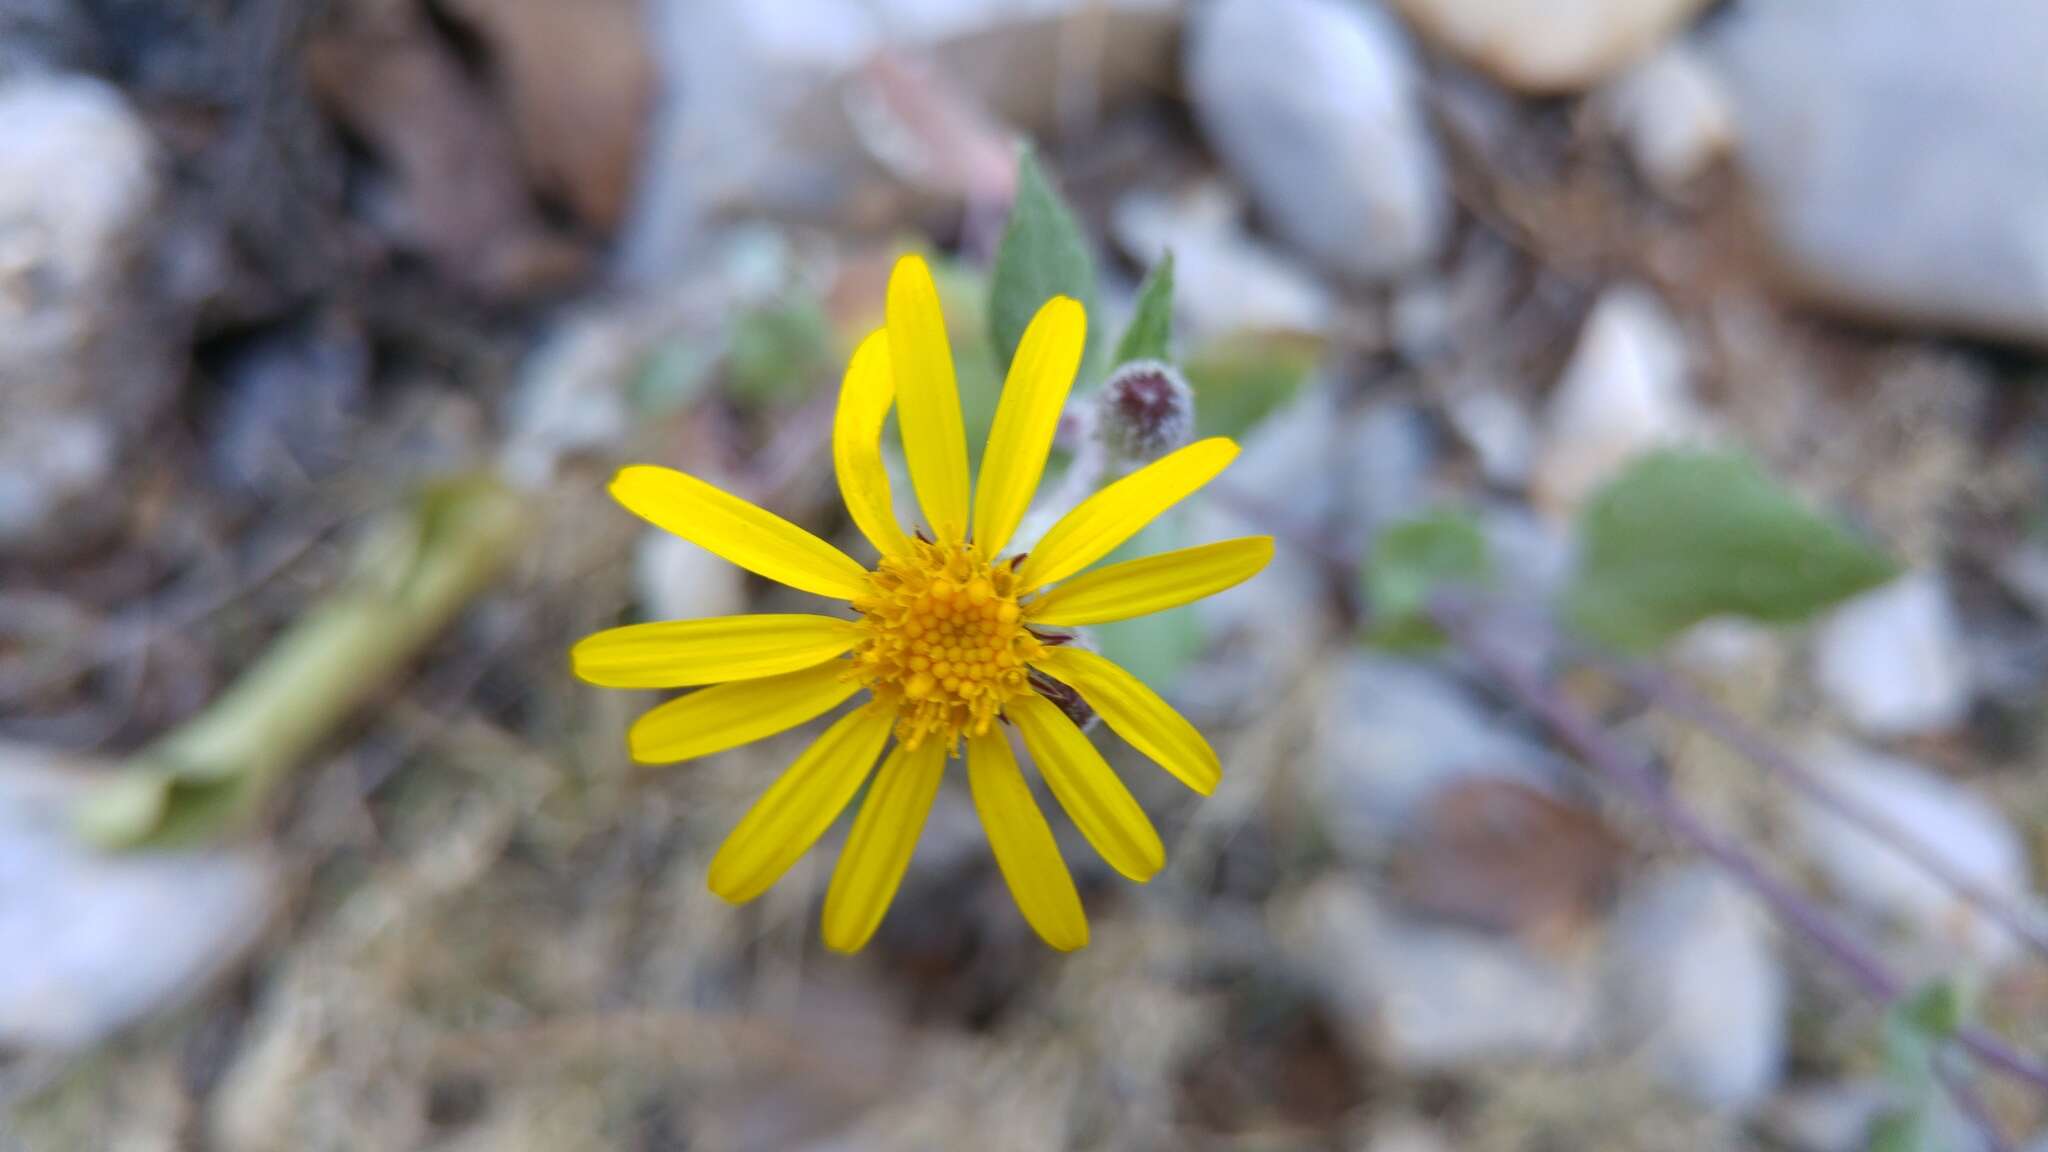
[990,147,1098,380]
[1564,451,1901,651]
[1112,251,1175,367]
[1090,510,1207,695]
[1365,513,1491,651]
[727,295,835,408]
[1896,980,1968,1040]
[1871,979,1970,1152]
[630,338,718,416]
[1182,331,1321,440]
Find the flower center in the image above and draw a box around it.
[849,538,1046,751]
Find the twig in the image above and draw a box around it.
[1939,1053,2015,1152]
[76,475,530,848]
[1428,593,2048,1101]
[1605,657,2048,967]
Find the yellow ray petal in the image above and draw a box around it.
[887,254,970,545]
[572,614,861,688]
[1031,646,1220,795]
[1015,438,1239,592]
[973,296,1085,557]
[706,703,895,903]
[1026,536,1273,626]
[627,661,860,765]
[821,738,947,952]
[966,730,1088,951]
[834,329,912,557]
[610,466,869,601]
[1006,694,1164,882]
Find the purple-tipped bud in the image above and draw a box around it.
[1097,359,1195,464]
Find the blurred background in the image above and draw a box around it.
[5,0,2048,1148]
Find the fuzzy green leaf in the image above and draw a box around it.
[1565,451,1900,651]
[727,295,834,408]
[1365,513,1491,651]
[1112,251,1176,367]
[990,148,1099,379]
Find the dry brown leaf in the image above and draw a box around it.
[440,0,653,232]
[306,0,586,299]
[1390,777,1629,953]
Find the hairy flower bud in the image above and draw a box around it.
[1096,359,1195,464]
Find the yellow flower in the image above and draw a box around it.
[573,254,1272,952]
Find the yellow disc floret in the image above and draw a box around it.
[849,538,1046,751]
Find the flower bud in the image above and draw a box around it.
[1096,359,1195,464]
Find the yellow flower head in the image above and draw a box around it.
[573,254,1272,952]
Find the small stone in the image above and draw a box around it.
[1186,0,1448,282]
[1600,43,1734,200]
[1311,653,1564,855]
[1284,879,1600,1070]
[635,529,748,624]
[207,313,369,499]
[1762,1083,1893,1152]
[1444,387,1534,487]
[1111,182,1333,338]
[1391,278,1454,365]
[1999,541,2048,620]
[1389,0,1713,93]
[1794,738,2030,971]
[0,751,278,1050]
[0,73,173,556]
[501,309,641,488]
[1532,285,1703,519]
[1607,867,1785,1110]
[1362,1119,1454,1152]
[1813,572,1973,738]
[1344,402,1437,539]
[627,0,1178,279]
[1708,0,2048,346]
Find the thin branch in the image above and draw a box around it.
[1428,593,2048,1101]
[1938,1053,2015,1152]
[1604,657,2048,967]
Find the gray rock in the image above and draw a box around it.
[1444,387,1534,487]
[1600,43,1734,200]
[1607,867,1785,1110]
[1708,0,2048,346]
[501,308,642,489]
[1766,1080,1991,1152]
[1344,402,1438,539]
[634,529,748,624]
[0,750,277,1050]
[1186,0,1447,282]
[626,0,1176,279]
[1284,879,1601,1070]
[1111,182,1334,340]
[1532,285,1704,520]
[1389,0,1712,93]
[1813,572,1973,738]
[1761,1083,1893,1152]
[1794,738,2031,972]
[1311,653,1564,855]
[207,314,369,499]
[0,74,173,556]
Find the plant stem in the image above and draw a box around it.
[78,474,530,848]
[1605,658,2048,967]
[1429,594,2048,1101]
